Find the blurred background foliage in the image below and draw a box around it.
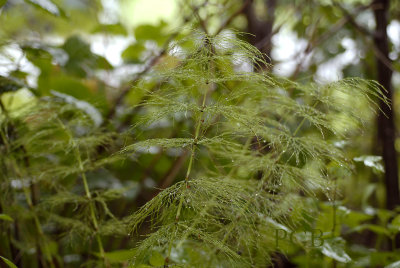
[0,0,400,267]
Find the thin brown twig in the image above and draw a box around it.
[105,33,177,123]
[291,18,321,79]
[158,150,189,190]
[193,4,209,34]
[214,0,253,36]
[332,1,394,72]
[105,2,209,124]
[290,3,374,80]
[254,24,281,50]
[333,2,375,37]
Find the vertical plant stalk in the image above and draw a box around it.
[10,152,55,268]
[76,150,106,259]
[174,73,210,223]
[58,119,108,266]
[167,39,215,265]
[331,177,338,268]
[0,124,20,265]
[175,36,214,222]
[0,100,55,268]
[22,187,54,268]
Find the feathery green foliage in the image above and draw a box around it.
[0,99,126,267]
[122,30,387,267]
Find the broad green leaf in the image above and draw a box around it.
[342,209,373,228]
[45,75,89,96]
[22,46,53,74]
[62,36,95,77]
[368,251,400,267]
[61,36,112,77]
[42,74,108,112]
[386,260,400,268]
[0,0,7,8]
[51,91,103,127]
[24,0,65,17]
[0,214,13,222]
[1,89,36,112]
[391,215,400,228]
[362,184,377,208]
[94,250,136,263]
[377,209,395,224]
[388,215,400,233]
[105,250,136,262]
[353,155,384,173]
[0,256,18,268]
[92,23,128,36]
[320,237,351,263]
[351,224,391,237]
[95,56,113,70]
[9,70,28,81]
[149,251,164,266]
[134,22,167,45]
[121,43,146,63]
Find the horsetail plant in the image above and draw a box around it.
[123,30,388,267]
[0,100,125,267]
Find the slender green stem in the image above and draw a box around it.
[331,178,337,236]
[184,150,195,182]
[7,155,53,268]
[58,118,107,266]
[173,81,209,224]
[331,178,337,268]
[1,103,55,268]
[293,101,319,137]
[169,43,213,262]
[75,142,106,264]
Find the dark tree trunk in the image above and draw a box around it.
[244,0,276,66]
[244,0,298,266]
[373,0,400,210]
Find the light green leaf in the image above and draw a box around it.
[51,91,103,127]
[391,215,400,228]
[386,260,400,268]
[388,215,400,233]
[0,0,7,8]
[0,256,18,268]
[149,251,164,266]
[24,0,65,17]
[121,43,146,63]
[94,250,136,263]
[342,209,373,228]
[362,184,377,208]
[321,238,351,263]
[353,155,384,173]
[0,214,13,222]
[134,22,167,45]
[92,23,128,36]
[62,36,112,76]
[351,224,391,237]
[377,209,395,224]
